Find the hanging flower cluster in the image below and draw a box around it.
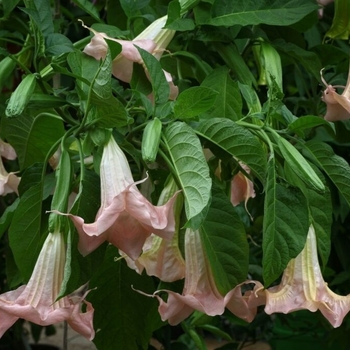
[2,3,350,348]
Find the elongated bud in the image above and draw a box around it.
[253,39,282,92]
[278,137,325,192]
[0,56,16,90]
[142,118,162,164]
[6,74,37,117]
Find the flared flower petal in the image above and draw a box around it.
[321,66,350,121]
[65,136,178,260]
[82,16,178,100]
[0,157,20,196]
[264,225,350,328]
[0,232,95,339]
[140,229,259,325]
[125,178,185,282]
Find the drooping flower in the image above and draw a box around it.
[0,139,20,195]
[124,177,185,282]
[0,232,95,340]
[139,228,259,325]
[230,163,256,212]
[82,15,178,100]
[62,136,178,260]
[262,225,350,328]
[321,66,350,121]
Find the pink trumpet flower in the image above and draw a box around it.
[138,228,259,325]
[62,136,178,260]
[258,225,350,328]
[321,66,350,121]
[0,232,95,340]
[125,178,185,282]
[82,15,178,100]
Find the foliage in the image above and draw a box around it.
[1,0,350,349]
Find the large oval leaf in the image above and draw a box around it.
[195,118,267,183]
[304,140,350,207]
[208,0,318,27]
[262,158,309,286]
[163,122,212,228]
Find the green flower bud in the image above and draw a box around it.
[142,118,162,164]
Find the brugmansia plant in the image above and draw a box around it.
[1,0,350,349]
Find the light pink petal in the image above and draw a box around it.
[322,86,350,121]
[137,234,185,282]
[163,70,179,100]
[154,293,194,325]
[0,139,16,160]
[0,157,20,196]
[140,229,260,324]
[0,233,95,339]
[264,225,350,328]
[59,136,178,259]
[225,281,265,323]
[68,290,95,341]
[83,31,108,60]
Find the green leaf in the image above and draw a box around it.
[288,116,335,134]
[163,122,212,227]
[195,118,267,183]
[45,33,74,56]
[93,49,112,99]
[213,45,256,88]
[304,140,350,207]
[166,0,195,31]
[2,0,20,18]
[196,324,232,341]
[136,46,170,105]
[200,186,248,294]
[62,170,106,293]
[8,165,49,281]
[200,67,242,120]
[277,137,324,192]
[89,95,128,128]
[0,199,19,239]
[173,87,218,120]
[3,113,65,169]
[21,0,54,36]
[105,38,123,60]
[262,158,309,286]
[91,23,128,38]
[71,0,102,22]
[307,175,332,267]
[90,246,160,350]
[284,162,332,267]
[119,0,149,18]
[27,93,67,109]
[238,82,262,115]
[67,51,100,97]
[272,40,322,80]
[207,0,318,27]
